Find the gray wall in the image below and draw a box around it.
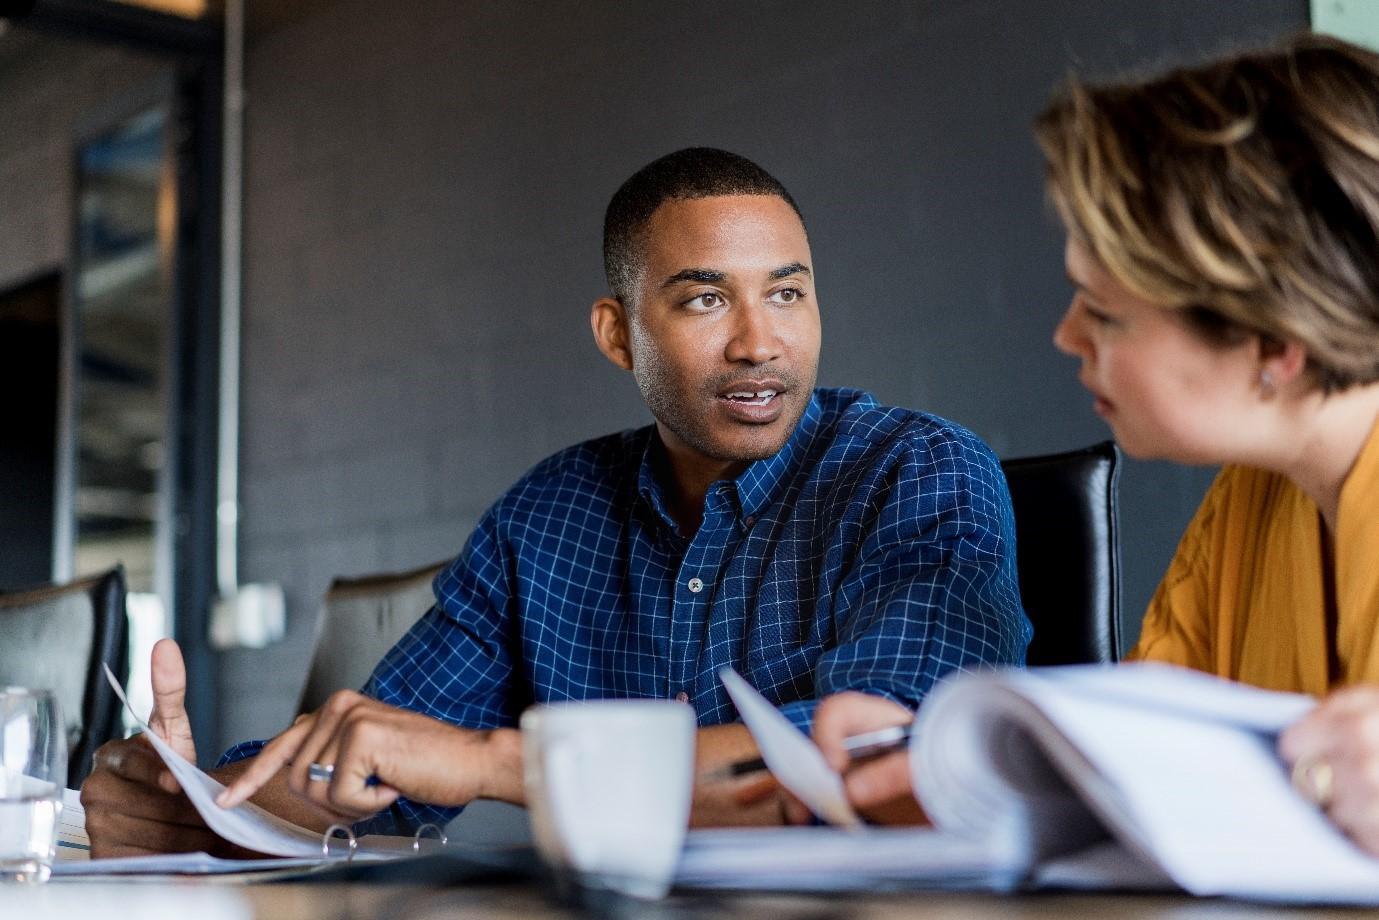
[0,2,1308,750]
[219,0,1307,750]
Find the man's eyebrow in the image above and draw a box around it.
[769,262,811,280]
[661,268,727,287]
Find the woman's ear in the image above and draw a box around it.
[1258,336,1308,395]
[591,297,634,371]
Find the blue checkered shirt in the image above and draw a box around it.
[221,387,1029,833]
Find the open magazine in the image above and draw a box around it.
[680,663,1379,904]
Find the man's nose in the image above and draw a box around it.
[725,302,783,365]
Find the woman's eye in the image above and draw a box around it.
[686,292,724,310]
[1076,294,1116,326]
[769,288,804,304]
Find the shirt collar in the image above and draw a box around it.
[732,391,822,521]
[635,390,823,530]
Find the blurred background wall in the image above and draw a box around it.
[0,0,1308,754]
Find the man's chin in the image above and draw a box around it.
[704,424,795,463]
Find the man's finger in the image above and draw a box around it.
[323,732,399,818]
[216,717,315,809]
[93,737,179,794]
[731,774,779,808]
[813,692,913,773]
[82,770,208,829]
[283,692,363,795]
[843,754,915,812]
[147,638,196,761]
[87,812,222,859]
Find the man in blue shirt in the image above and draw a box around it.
[83,148,1028,855]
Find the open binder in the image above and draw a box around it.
[683,663,1379,904]
[54,667,531,879]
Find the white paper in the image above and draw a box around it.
[717,667,861,828]
[51,851,329,877]
[1009,668,1379,902]
[914,663,1379,904]
[55,787,90,860]
[677,826,1021,890]
[101,664,413,861]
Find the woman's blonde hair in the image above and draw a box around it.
[1035,33,1379,391]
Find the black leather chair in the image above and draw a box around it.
[0,567,129,787]
[297,560,446,715]
[1001,442,1122,666]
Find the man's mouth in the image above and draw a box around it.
[720,389,779,407]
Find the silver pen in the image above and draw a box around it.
[705,723,912,781]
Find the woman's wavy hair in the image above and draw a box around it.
[1035,33,1379,392]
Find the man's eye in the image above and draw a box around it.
[685,292,724,310]
[769,288,804,304]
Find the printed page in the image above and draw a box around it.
[102,665,404,861]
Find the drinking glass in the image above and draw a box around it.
[0,689,66,883]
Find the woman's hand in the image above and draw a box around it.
[781,691,927,825]
[215,691,522,820]
[1279,686,1379,856]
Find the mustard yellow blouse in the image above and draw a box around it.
[1129,420,1379,696]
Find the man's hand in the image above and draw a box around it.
[783,691,926,826]
[216,691,523,819]
[1279,686,1379,856]
[81,639,226,858]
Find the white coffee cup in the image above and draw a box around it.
[521,699,695,899]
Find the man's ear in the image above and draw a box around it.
[591,296,634,371]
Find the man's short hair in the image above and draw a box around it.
[602,147,805,307]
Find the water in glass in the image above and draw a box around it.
[0,689,66,883]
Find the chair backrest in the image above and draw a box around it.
[0,566,129,787]
[296,560,446,715]
[1001,441,1122,666]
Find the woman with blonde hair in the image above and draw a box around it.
[807,34,1379,852]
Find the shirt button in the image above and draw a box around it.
[745,516,756,528]
[675,691,690,703]
[687,577,704,593]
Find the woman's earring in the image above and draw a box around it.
[1259,368,1276,398]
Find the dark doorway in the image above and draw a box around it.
[0,272,60,588]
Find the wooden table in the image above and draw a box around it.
[7,881,1374,919]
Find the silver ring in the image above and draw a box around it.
[307,761,335,783]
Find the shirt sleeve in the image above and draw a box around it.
[216,506,520,837]
[1126,470,1228,672]
[798,432,1030,721]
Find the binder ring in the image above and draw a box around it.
[322,823,358,861]
[412,822,449,853]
